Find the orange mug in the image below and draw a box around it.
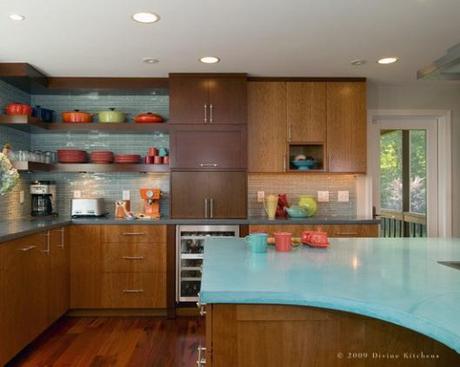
[274,232,292,252]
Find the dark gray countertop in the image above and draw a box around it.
[0,216,380,243]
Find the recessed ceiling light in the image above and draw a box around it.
[9,13,25,21]
[142,57,159,64]
[377,57,399,65]
[351,59,366,66]
[200,56,220,64]
[132,12,160,24]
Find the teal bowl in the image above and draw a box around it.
[285,205,309,218]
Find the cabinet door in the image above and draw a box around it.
[70,225,103,308]
[170,126,247,170]
[208,172,247,219]
[287,82,326,142]
[169,75,209,123]
[208,76,247,124]
[171,172,210,219]
[48,227,69,323]
[327,82,367,173]
[248,82,287,172]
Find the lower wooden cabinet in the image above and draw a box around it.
[70,225,167,309]
[0,228,68,366]
[249,224,379,238]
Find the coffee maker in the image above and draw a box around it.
[30,181,57,217]
[139,188,161,219]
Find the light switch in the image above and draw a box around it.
[338,191,350,202]
[73,190,81,198]
[19,190,24,204]
[317,191,329,202]
[122,190,130,200]
[257,191,265,203]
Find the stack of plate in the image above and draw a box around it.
[57,149,87,163]
[90,151,114,164]
[114,154,141,164]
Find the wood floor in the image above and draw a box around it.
[6,317,204,367]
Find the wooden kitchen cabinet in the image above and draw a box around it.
[169,73,247,124]
[47,227,70,323]
[171,171,247,219]
[287,82,326,143]
[327,82,367,173]
[170,125,247,170]
[249,224,379,238]
[0,233,49,366]
[70,225,167,309]
[248,82,287,173]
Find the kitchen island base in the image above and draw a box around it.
[204,304,460,367]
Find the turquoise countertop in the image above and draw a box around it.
[200,237,460,353]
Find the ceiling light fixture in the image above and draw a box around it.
[351,59,366,66]
[9,13,25,21]
[142,57,159,64]
[200,56,220,64]
[132,12,160,24]
[377,57,399,65]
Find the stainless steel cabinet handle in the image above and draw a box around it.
[336,232,360,236]
[288,125,292,141]
[209,198,214,219]
[283,154,287,172]
[204,198,209,218]
[19,245,36,252]
[121,232,146,236]
[41,231,50,255]
[122,289,144,293]
[58,227,65,248]
[121,256,145,260]
[204,104,208,123]
[197,345,207,366]
[199,163,218,168]
[209,104,213,123]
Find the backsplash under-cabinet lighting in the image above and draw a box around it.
[248,174,357,217]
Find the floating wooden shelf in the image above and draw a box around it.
[12,161,54,172]
[0,115,169,134]
[53,163,170,173]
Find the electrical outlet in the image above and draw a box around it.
[19,190,24,204]
[122,190,130,200]
[73,190,81,198]
[338,191,350,202]
[257,191,265,203]
[317,191,329,202]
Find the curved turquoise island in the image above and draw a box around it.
[200,237,460,366]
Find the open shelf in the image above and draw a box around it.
[0,115,169,134]
[53,163,170,173]
[288,142,326,172]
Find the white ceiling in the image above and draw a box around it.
[1,0,459,82]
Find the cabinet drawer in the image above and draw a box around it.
[101,225,166,244]
[329,224,379,238]
[101,272,166,308]
[102,242,166,273]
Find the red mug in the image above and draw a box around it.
[148,147,158,156]
[153,156,163,164]
[144,156,155,164]
[163,156,169,164]
[274,232,292,252]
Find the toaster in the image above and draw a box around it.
[71,198,106,217]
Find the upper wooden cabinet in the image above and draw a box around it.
[327,82,367,173]
[170,125,247,170]
[287,82,326,143]
[248,82,287,173]
[169,74,247,124]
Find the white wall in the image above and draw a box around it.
[367,81,460,236]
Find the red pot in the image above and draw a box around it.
[134,112,163,123]
[5,103,32,116]
[62,110,93,123]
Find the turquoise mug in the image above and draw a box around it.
[245,233,268,253]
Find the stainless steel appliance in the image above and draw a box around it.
[71,198,106,217]
[176,225,239,303]
[30,181,56,216]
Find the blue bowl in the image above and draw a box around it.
[291,159,316,170]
